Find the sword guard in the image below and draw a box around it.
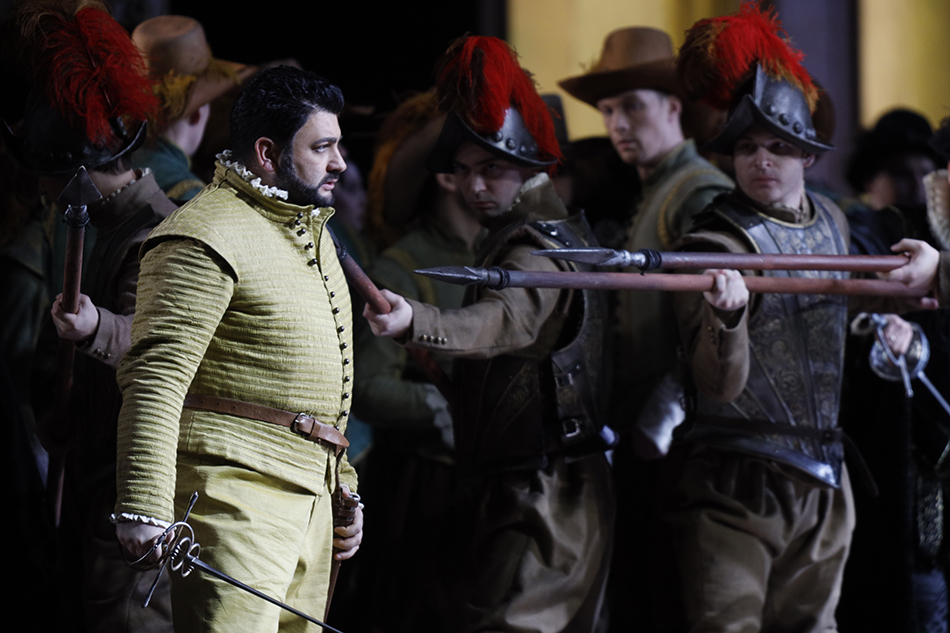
[170,535,200,578]
[332,489,360,528]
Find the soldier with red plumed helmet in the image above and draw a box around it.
[1,1,176,630]
[364,35,615,633]
[653,5,929,631]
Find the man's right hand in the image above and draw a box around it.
[362,288,413,339]
[703,269,749,312]
[116,521,168,563]
[51,292,100,342]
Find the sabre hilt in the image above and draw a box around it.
[332,489,361,532]
[138,492,200,607]
[871,314,914,397]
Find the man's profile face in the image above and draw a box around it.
[597,89,677,167]
[733,127,813,208]
[452,141,534,221]
[276,109,346,207]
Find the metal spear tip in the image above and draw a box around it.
[531,247,633,267]
[414,266,489,286]
[58,166,103,208]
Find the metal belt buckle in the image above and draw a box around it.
[291,412,313,438]
[563,418,582,439]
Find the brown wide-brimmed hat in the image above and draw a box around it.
[559,27,679,107]
[366,90,446,245]
[132,15,256,124]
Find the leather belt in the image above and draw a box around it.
[694,416,842,442]
[692,415,878,497]
[183,394,349,455]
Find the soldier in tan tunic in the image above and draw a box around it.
[364,36,614,633]
[2,3,177,629]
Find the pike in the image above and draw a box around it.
[531,247,910,273]
[414,265,928,298]
[46,167,101,526]
[327,232,446,618]
[331,232,451,399]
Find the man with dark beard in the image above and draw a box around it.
[113,66,363,632]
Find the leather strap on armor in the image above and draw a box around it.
[183,394,349,455]
[693,416,878,496]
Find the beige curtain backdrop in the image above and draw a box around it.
[859,0,950,129]
[507,0,739,140]
[510,0,950,138]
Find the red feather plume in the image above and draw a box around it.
[435,35,562,168]
[678,2,819,112]
[15,0,158,148]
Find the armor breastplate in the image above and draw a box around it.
[691,194,848,487]
[452,212,608,476]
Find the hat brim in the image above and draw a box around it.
[558,59,679,107]
[425,112,557,174]
[383,114,446,227]
[180,60,257,120]
[2,116,149,175]
[704,95,834,156]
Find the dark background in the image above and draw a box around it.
[0,0,508,176]
[171,1,506,174]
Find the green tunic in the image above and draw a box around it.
[354,217,474,451]
[614,139,733,427]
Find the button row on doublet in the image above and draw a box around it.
[417,334,447,345]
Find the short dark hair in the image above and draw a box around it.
[230,66,344,163]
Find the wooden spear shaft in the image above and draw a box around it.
[475,269,928,297]
[47,206,89,527]
[643,251,909,272]
[45,167,102,527]
[336,252,452,397]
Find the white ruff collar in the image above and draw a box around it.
[217,150,289,200]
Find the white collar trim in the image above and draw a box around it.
[217,150,289,200]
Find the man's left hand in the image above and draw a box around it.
[333,485,363,560]
[703,269,749,312]
[881,239,941,309]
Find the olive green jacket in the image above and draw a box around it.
[614,140,733,423]
[115,161,357,524]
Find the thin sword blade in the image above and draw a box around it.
[181,553,346,633]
